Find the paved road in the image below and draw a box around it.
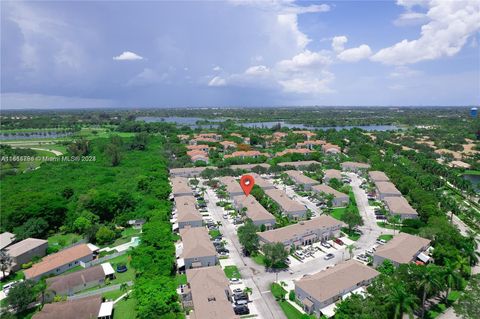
[67,281,133,300]
[204,186,286,319]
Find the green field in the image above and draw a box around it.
[330,207,346,220]
[47,233,83,250]
[113,296,137,319]
[109,254,135,284]
[224,265,242,279]
[110,228,141,247]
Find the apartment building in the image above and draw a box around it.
[311,184,349,207]
[264,188,307,220]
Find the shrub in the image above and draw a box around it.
[289,290,295,301]
[21,262,33,269]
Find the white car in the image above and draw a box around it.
[230,278,242,284]
[2,280,22,295]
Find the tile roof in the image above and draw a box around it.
[5,238,47,258]
[312,184,348,199]
[383,196,418,217]
[376,181,402,195]
[32,295,102,319]
[248,173,275,189]
[171,177,194,195]
[218,176,244,194]
[46,264,105,294]
[175,196,203,223]
[375,233,430,264]
[0,232,15,250]
[180,227,216,259]
[264,188,306,213]
[277,161,320,168]
[233,195,275,223]
[285,170,319,186]
[341,162,371,169]
[368,171,390,182]
[323,169,342,181]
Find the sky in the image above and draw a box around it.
[1,0,479,109]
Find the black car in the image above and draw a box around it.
[234,305,250,315]
[233,292,249,301]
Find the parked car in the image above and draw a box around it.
[234,293,249,301]
[324,253,334,260]
[234,305,250,315]
[234,299,248,306]
[219,251,229,257]
[334,238,344,245]
[230,278,241,284]
[232,288,243,294]
[321,242,332,248]
[365,249,374,256]
[2,280,22,295]
[223,214,228,219]
[376,239,387,245]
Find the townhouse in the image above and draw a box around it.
[179,227,217,270]
[276,148,312,157]
[186,144,210,152]
[229,163,271,171]
[0,232,16,250]
[169,167,212,178]
[284,170,319,190]
[220,141,237,150]
[171,177,194,197]
[174,196,204,230]
[321,143,341,154]
[323,169,342,183]
[292,130,316,140]
[181,266,238,319]
[296,140,326,150]
[368,171,390,183]
[248,173,275,190]
[24,244,95,281]
[187,150,209,163]
[257,216,345,248]
[232,195,276,229]
[295,260,379,317]
[218,176,244,198]
[264,188,307,220]
[224,150,268,159]
[383,196,418,220]
[373,233,431,267]
[5,238,48,272]
[311,184,349,207]
[32,295,113,319]
[375,181,402,200]
[340,161,371,172]
[277,160,320,169]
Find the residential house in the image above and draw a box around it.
[296,140,326,150]
[24,244,95,282]
[258,216,345,248]
[187,144,210,152]
[220,141,237,150]
[174,196,204,229]
[264,188,307,220]
[32,295,113,319]
[293,130,316,140]
[181,266,238,319]
[189,137,217,145]
[373,233,431,267]
[312,185,349,207]
[249,173,275,190]
[277,161,320,169]
[276,148,312,157]
[128,219,146,229]
[179,227,217,270]
[232,195,275,229]
[368,171,390,183]
[323,169,342,183]
[341,161,371,172]
[45,263,114,300]
[224,150,268,159]
[375,181,402,200]
[0,232,16,250]
[295,260,379,317]
[229,163,271,171]
[321,143,341,154]
[272,132,288,141]
[5,238,48,272]
[187,150,209,163]
[218,176,244,197]
[284,170,319,190]
[171,177,194,197]
[170,167,214,178]
[383,197,418,220]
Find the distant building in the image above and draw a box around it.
[296,140,326,150]
[368,171,390,183]
[383,196,418,220]
[277,161,320,169]
[5,238,48,272]
[276,148,312,157]
[169,167,211,178]
[220,141,237,150]
[248,173,275,190]
[323,169,342,183]
[321,143,341,154]
[187,144,210,152]
[471,107,478,118]
[128,219,146,229]
[258,216,345,248]
[293,130,316,140]
[171,177,194,197]
[24,244,95,281]
[312,184,349,207]
[224,150,268,159]
[295,260,379,317]
[375,181,402,200]
[229,163,271,171]
[187,150,209,163]
[174,196,204,230]
[341,162,371,172]
[218,176,244,197]
[373,233,431,267]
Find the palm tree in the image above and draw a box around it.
[387,284,419,319]
[442,259,462,300]
[455,255,471,277]
[347,244,355,260]
[418,266,442,319]
[0,251,12,280]
[243,287,253,295]
[465,230,479,266]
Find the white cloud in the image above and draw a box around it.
[393,11,429,26]
[337,44,372,62]
[372,0,480,65]
[278,70,334,94]
[277,14,310,49]
[113,51,143,61]
[389,66,422,78]
[332,36,348,53]
[277,50,331,71]
[208,76,227,86]
[245,65,270,76]
[213,66,222,71]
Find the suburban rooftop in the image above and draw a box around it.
[180,227,216,259]
[312,184,348,199]
[264,188,306,213]
[383,196,418,216]
[375,233,431,264]
[233,195,275,223]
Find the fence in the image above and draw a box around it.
[80,250,127,268]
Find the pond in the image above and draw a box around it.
[462,173,480,192]
[136,117,399,131]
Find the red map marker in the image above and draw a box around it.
[240,174,255,197]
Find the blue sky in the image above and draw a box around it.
[1,0,479,109]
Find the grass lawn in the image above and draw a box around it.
[378,234,394,242]
[113,296,137,319]
[271,283,316,319]
[209,229,221,239]
[342,228,361,241]
[103,289,125,300]
[330,207,346,220]
[110,228,141,247]
[47,233,83,250]
[462,170,480,176]
[377,222,397,230]
[176,273,187,286]
[109,254,135,284]
[224,265,242,279]
[251,253,266,266]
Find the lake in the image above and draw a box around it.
[136,117,399,131]
[463,173,480,192]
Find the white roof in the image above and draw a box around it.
[172,223,179,230]
[177,258,185,268]
[98,301,114,317]
[101,262,115,276]
[87,243,100,252]
[417,252,431,263]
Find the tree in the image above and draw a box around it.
[237,219,259,255]
[418,265,443,319]
[0,250,13,280]
[105,143,122,166]
[388,215,402,235]
[13,217,49,239]
[454,274,480,319]
[443,259,462,299]
[386,284,419,319]
[243,287,253,295]
[130,132,149,150]
[73,216,92,234]
[68,138,90,156]
[95,226,116,245]
[262,242,288,269]
[377,260,395,275]
[341,209,363,232]
[6,280,36,312]
[289,290,295,301]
